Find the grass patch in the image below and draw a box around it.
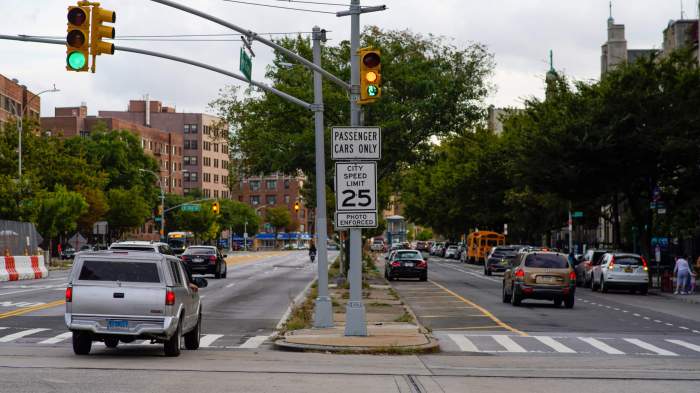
[394,312,414,323]
[279,286,318,334]
[368,302,391,307]
[387,288,400,300]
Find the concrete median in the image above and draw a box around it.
[0,256,48,282]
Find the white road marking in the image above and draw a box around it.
[0,328,49,343]
[578,337,625,355]
[239,335,269,349]
[643,317,650,320]
[225,283,235,288]
[694,330,700,334]
[666,339,700,353]
[624,338,678,356]
[653,320,662,323]
[633,313,641,317]
[0,327,8,331]
[534,336,576,353]
[493,335,527,353]
[613,308,620,311]
[38,332,72,344]
[448,334,480,352]
[665,323,673,326]
[679,327,689,330]
[622,310,629,313]
[199,334,224,348]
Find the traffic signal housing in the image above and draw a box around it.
[294,201,300,212]
[66,6,91,72]
[90,5,116,72]
[358,48,381,104]
[212,201,220,215]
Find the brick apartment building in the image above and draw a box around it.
[41,105,184,195]
[0,74,40,130]
[101,100,231,199]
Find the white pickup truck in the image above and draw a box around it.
[65,250,207,357]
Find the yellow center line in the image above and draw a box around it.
[429,280,528,337]
[0,299,66,320]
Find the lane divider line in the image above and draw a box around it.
[428,280,528,336]
[0,299,65,320]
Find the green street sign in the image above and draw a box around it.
[181,204,201,212]
[240,48,252,81]
[572,211,584,218]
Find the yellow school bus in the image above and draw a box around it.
[467,231,506,264]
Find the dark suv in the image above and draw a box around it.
[484,246,518,276]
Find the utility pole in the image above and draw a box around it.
[312,26,333,328]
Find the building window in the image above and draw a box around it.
[284,195,290,204]
[184,124,190,134]
[214,190,219,198]
[250,195,260,205]
[214,174,219,183]
[190,124,198,134]
[266,195,276,205]
[213,143,219,153]
[222,145,229,154]
[284,179,290,189]
[250,180,260,191]
[190,172,198,182]
[184,188,190,194]
[214,159,219,168]
[266,180,277,190]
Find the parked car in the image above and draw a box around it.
[431,242,445,256]
[484,246,519,276]
[109,240,175,255]
[61,246,76,260]
[370,239,386,252]
[502,251,576,308]
[66,250,207,356]
[577,249,613,287]
[590,252,649,294]
[444,245,459,259]
[384,249,428,281]
[415,241,429,252]
[180,246,228,279]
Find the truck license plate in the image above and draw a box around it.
[108,319,129,329]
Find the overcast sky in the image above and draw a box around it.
[1,0,696,117]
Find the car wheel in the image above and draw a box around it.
[639,286,648,295]
[591,277,598,292]
[511,286,522,306]
[214,264,222,279]
[601,278,608,293]
[584,275,591,288]
[184,313,201,350]
[384,269,388,279]
[72,331,92,355]
[564,295,575,308]
[502,284,511,303]
[554,299,563,307]
[419,272,428,282]
[221,265,227,279]
[104,337,119,348]
[164,318,182,357]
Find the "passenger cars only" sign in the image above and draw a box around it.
[331,127,381,161]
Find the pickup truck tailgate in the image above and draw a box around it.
[71,284,166,317]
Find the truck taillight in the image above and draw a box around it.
[65,286,72,302]
[165,289,175,305]
[514,269,525,278]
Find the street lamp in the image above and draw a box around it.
[139,168,165,242]
[12,84,60,181]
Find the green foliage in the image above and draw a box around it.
[265,206,292,232]
[415,228,433,241]
[33,185,88,240]
[218,199,260,235]
[106,188,151,238]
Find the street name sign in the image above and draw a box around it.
[181,204,201,212]
[335,162,377,212]
[331,127,381,160]
[240,48,252,81]
[336,211,377,229]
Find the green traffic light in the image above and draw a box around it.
[67,51,86,70]
[367,85,379,97]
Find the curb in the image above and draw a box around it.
[273,335,440,354]
[649,290,700,305]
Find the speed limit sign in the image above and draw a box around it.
[335,162,377,212]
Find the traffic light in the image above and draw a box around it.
[294,201,300,212]
[212,201,220,214]
[66,5,91,72]
[358,48,381,104]
[91,6,116,57]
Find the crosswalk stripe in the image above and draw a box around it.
[493,335,526,353]
[0,328,49,343]
[624,338,678,356]
[199,334,224,348]
[0,327,8,331]
[534,336,576,353]
[578,337,625,355]
[448,334,479,352]
[239,335,268,349]
[38,332,72,344]
[666,339,700,353]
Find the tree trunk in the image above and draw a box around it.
[612,193,621,249]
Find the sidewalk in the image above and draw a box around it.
[649,288,700,305]
[274,255,439,354]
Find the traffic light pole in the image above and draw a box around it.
[311,27,333,328]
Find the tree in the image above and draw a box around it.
[217,199,260,237]
[416,228,433,241]
[265,206,292,247]
[33,186,88,253]
[106,187,151,238]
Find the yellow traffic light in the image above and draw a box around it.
[66,6,91,72]
[294,201,300,212]
[90,5,116,72]
[358,48,382,104]
[212,201,220,214]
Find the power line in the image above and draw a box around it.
[222,0,339,14]
[272,0,351,6]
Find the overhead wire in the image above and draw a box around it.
[271,0,351,6]
[221,0,339,14]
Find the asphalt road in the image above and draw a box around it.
[0,251,328,351]
[392,254,700,359]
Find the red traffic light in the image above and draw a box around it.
[67,7,87,26]
[66,30,86,48]
[362,52,381,68]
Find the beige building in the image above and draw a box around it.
[101,99,231,199]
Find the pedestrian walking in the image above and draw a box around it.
[673,255,691,295]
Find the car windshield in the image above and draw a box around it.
[184,247,216,255]
[613,256,642,265]
[78,260,160,283]
[394,251,422,260]
[525,254,569,269]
